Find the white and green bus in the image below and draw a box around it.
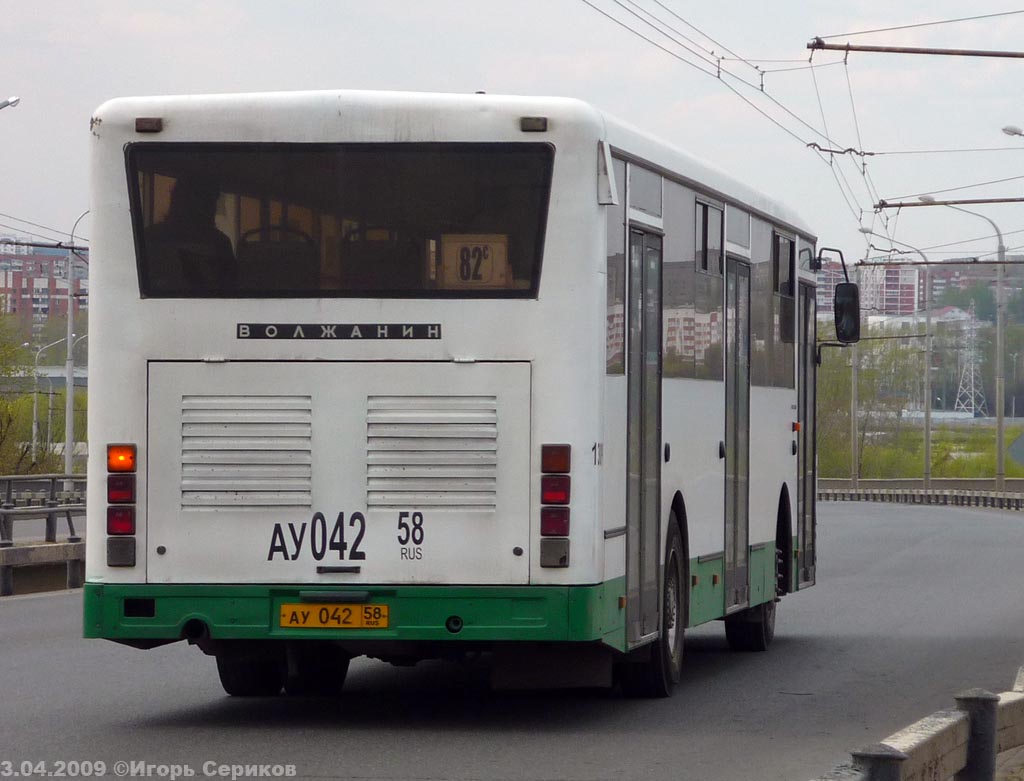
[84,89,857,697]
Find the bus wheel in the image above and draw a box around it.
[619,519,684,698]
[215,644,285,696]
[724,557,777,654]
[284,642,350,697]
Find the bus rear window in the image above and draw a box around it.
[127,143,553,298]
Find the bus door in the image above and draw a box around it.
[626,228,662,645]
[724,256,751,612]
[797,281,817,586]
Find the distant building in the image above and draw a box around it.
[818,255,1024,319]
[816,261,846,316]
[865,305,971,329]
[0,246,88,339]
[818,258,918,316]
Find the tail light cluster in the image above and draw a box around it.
[539,444,570,568]
[106,444,137,567]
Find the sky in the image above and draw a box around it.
[6,1,1024,266]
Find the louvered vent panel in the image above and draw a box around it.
[180,395,312,510]
[367,396,498,511]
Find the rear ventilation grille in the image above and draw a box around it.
[180,395,312,511]
[367,396,498,512]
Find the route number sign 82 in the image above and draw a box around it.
[441,234,509,288]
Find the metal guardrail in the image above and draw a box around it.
[811,667,1024,781]
[0,473,86,596]
[818,488,1024,510]
[820,478,1024,492]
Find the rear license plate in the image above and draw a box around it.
[279,603,389,629]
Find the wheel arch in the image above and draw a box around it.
[669,490,690,623]
[775,485,793,596]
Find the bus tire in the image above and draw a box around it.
[215,646,285,697]
[619,519,685,697]
[724,549,778,653]
[284,642,350,697]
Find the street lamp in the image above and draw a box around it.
[64,210,88,479]
[859,227,933,489]
[0,96,20,112]
[920,194,1006,491]
[32,337,67,463]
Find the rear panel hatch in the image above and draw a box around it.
[147,362,531,584]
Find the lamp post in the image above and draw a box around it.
[860,228,933,489]
[32,337,67,463]
[920,195,1006,491]
[64,211,88,479]
[1013,352,1019,419]
[0,96,20,112]
[45,375,54,451]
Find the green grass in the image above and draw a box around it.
[819,424,1024,479]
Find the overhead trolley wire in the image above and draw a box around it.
[842,59,884,209]
[578,0,872,226]
[579,0,719,76]
[760,61,846,74]
[808,57,870,225]
[0,212,88,243]
[647,0,764,75]
[872,146,1024,156]
[818,10,1024,40]
[614,0,723,71]
[609,0,848,149]
[888,173,1024,202]
[0,221,73,246]
[918,226,1024,252]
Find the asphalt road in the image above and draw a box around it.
[2,502,1023,781]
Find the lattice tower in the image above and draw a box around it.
[954,301,988,416]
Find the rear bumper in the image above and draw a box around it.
[82,580,626,649]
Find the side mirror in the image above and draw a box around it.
[834,282,860,344]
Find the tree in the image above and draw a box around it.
[940,283,995,322]
[816,321,925,479]
[35,312,89,366]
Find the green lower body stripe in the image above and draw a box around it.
[82,579,630,650]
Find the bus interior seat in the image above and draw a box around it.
[145,241,237,293]
[341,228,424,291]
[235,227,320,293]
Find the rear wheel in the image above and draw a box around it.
[725,548,779,652]
[215,644,285,696]
[724,598,776,651]
[284,642,350,696]
[619,518,685,697]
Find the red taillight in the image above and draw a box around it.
[107,506,136,535]
[107,444,137,473]
[541,506,570,536]
[539,443,571,567]
[107,474,135,503]
[541,444,571,474]
[541,475,570,505]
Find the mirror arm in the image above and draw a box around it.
[815,340,849,365]
[815,247,849,281]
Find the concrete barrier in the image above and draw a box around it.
[811,668,1024,781]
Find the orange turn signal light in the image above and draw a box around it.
[107,444,137,473]
[541,444,571,474]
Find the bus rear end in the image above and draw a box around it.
[84,90,618,694]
